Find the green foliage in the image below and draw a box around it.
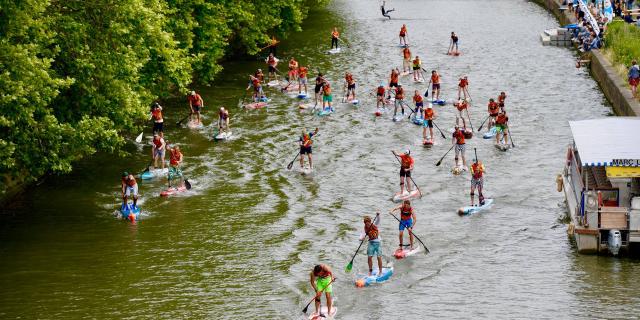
[0,0,323,193]
[604,20,640,67]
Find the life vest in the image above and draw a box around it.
[400,26,407,36]
[299,67,308,78]
[302,133,312,147]
[345,74,354,84]
[488,102,499,114]
[152,108,162,121]
[400,154,413,169]
[170,150,182,166]
[252,78,260,88]
[424,108,434,119]
[219,110,229,120]
[498,95,506,106]
[496,114,508,125]
[459,78,468,87]
[412,58,421,68]
[123,176,137,187]
[456,101,468,111]
[403,48,411,59]
[413,94,423,104]
[390,72,399,83]
[323,84,331,95]
[289,60,298,70]
[453,130,465,144]
[332,30,340,38]
[400,205,413,220]
[317,268,331,278]
[268,56,276,66]
[431,74,440,84]
[153,137,164,149]
[377,86,386,95]
[395,87,404,99]
[471,162,484,179]
[188,94,201,106]
[365,223,379,240]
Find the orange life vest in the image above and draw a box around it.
[170,150,182,166]
[152,108,162,121]
[400,205,413,220]
[365,223,379,240]
[400,26,407,36]
[323,84,331,95]
[413,94,423,104]
[377,87,386,95]
[496,114,508,125]
[345,74,354,84]
[403,48,411,59]
[331,30,339,38]
[390,72,399,83]
[424,108,434,119]
[302,133,312,147]
[488,101,499,114]
[471,162,484,179]
[453,130,465,144]
[299,67,308,78]
[395,87,404,100]
[123,176,137,187]
[400,154,413,169]
[431,74,440,84]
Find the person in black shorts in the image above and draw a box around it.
[314,73,325,107]
[299,127,319,170]
[392,149,414,195]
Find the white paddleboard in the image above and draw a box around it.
[392,189,421,203]
[451,164,466,175]
[494,143,510,151]
[458,198,494,216]
[299,166,313,175]
[393,246,421,259]
[326,47,342,54]
[187,120,204,129]
[215,131,232,141]
[267,80,280,87]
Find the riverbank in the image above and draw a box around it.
[530,0,640,116]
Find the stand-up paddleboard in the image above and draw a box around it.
[317,108,334,116]
[399,70,411,77]
[374,107,387,116]
[392,115,403,122]
[413,78,425,83]
[412,115,424,126]
[451,164,466,175]
[214,131,232,141]
[393,246,421,259]
[483,127,497,139]
[187,120,204,129]
[267,80,280,87]
[326,47,342,55]
[432,99,446,106]
[281,83,300,92]
[397,44,409,48]
[160,185,188,197]
[140,168,168,180]
[423,138,434,147]
[299,166,313,175]
[346,99,359,105]
[243,102,268,110]
[298,92,309,99]
[458,198,494,216]
[308,306,337,320]
[495,143,510,151]
[447,52,461,56]
[392,189,420,203]
[120,203,141,222]
[354,267,394,287]
[385,97,395,106]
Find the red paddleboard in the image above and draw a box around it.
[423,139,434,147]
[244,102,268,110]
[160,186,187,197]
[393,246,421,259]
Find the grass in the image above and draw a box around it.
[603,19,640,100]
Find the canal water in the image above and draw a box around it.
[2,0,639,318]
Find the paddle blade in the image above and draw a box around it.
[435,160,442,167]
[135,132,143,143]
[345,261,353,273]
[287,161,294,170]
[184,179,192,190]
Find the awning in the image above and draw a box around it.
[569,118,640,167]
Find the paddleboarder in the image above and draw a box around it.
[314,73,326,107]
[389,68,400,89]
[454,99,469,127]
[381,1,395,19]
[344,72,357,101]
[399,24,408,46]
[412,90,424,117]
[470,158,486,206]
[188,90,204,125]
[168,145,184,189]
[151,102,164,135]
[376,83,386,108]
[266,53,279,83]
[288,57,299,82]
[458,76,469,100]
[390,200,416,250]
[359,213,383,276]
[392,149,414,195]
[218,107,230,134]
[298,65,309,95]
[121,172,139,209]
[393,84,405,118]
[331,27,340,49]
[495,111,509,146]
[299,128,319,170]
[430,70,441,102]
[402,46,411,73]
[310,264,335,318]
[452,125,467,168]
[497,91,507,112]
[152,133,166,170]
[322,81,333,112]
[246,75,264,102]
[412,56,423,81]
[487,98,500,130]
[255,69,264,83]
[448,32,459,55]
[423,104,436,142]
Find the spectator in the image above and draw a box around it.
[629,60,640,98]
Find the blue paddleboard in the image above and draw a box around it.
[355,267,394,287]
[120,203,141,221]
[458,198,494,216]
[483,127,497,139]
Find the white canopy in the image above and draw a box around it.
[569,118,640,167]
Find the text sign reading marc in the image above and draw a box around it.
[611,159,640,166]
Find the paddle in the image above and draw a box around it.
[432,120,447,139]
[435,145,455,166]
[391,151,422,198]
[140,159,153,174]
[477,115,490,132]
[287,152,300,170]
[506,125,516,148]
[341,36,352,48]
[387,212,430,254]
[345,213,380,273]
[176,113,190,126]
[302,277,337,314]
[465,108,475,132]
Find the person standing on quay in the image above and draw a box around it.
[629,60,639,98]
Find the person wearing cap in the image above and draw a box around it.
[360,212,382,276]
[423,103,436,142]
[393,83,405,118]
[452,124,467,168]
[470,158,485,206]
[152,133,166,170]
[299,127,319,169]
[392,149,414,195]
[390,199,416,250]
[151,102,164,135]
[121,172,139,208]
[168,145,184,189]
[218,107,230,134]
[187,90,204,125]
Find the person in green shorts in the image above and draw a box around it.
[168,145,184,189]
[360,213,382,276]
[322,81,334,112]
[494,111,509,145]
[310,264,334,317]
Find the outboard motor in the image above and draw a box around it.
[608,229,622,256]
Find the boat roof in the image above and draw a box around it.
[569,118,640,167]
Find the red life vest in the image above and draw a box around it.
[488,102,499,114]
[299,67,308,78]
[459,78,468,87]
[123,176,137,187]
[496,114,508,125]
[316,266,331,278]
[365,223,379,240]
[403,48,411,59]
[400,154,413,169]
[152,108,162,121]
[390,72,399,83]
[377,87,386,95]
[431,74,440,84]
[471,162,484,179]
[424,108,434,119]
[153,137,164,149]
[453,130,465,144]
[170,150,182,166]
[302,133,312,147]
[400,205,413,220]
[268,56,276,66]
[413,94,423,104]
[395,87,404,100]
[188,94,201,106]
